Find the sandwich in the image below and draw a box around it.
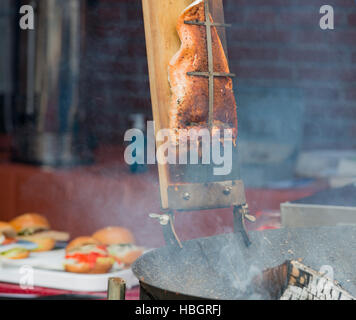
[0,222,30,259]
[64,236,114,274]
[92,226,144,267]
[10,213,59,252]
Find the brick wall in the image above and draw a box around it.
[82,0,356,150]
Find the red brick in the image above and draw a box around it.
[244,11,277,24]
[298,68,356,82]
[231,28,289,43]
[346,88,356,100]
[224,11,245,24]
[127,3,143,21]
[295,30,356,46]
[281,49,346,63]
[86,39,128,56]
[88,23,124,38]
[334,30,356,46]
[95,5,127,22]
[334,106,356,118]
[348,14,356,26]
[99,0,130,4]
[327,0,356,7]
[231,47,279,60]
[110,96,152,111]
[303,88,340,100]
[231,0,294,6]
[293,0,355,7]
[305,105,356,118]
[82,0,356,151]
[351,124,356,137]
[116,24,145,38]
[235,66,293,80]
[122,78,150,92]
[279,12,319,26]
[127,42,148,57]
[100,59,143,74]
[304,119,354,141]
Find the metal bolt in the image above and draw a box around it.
[239,204,256,223]
[223,186,232,195]
[240,203,249,214]
[245,214,256,223]
[183,192,191,201]
[149,213,170,226]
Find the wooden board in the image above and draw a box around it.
[142,0,243,211]
[142,0,193,209]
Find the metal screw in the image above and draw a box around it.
[149,213,170,226]
[239,204,256,223]
[223,186,232,195]
[245,214,256,223]
[183,192,191,201]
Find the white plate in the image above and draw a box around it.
[0,249,139,292]
[0,241,38,254]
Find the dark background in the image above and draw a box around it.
[0,0,354,245]
[82,0,356,150]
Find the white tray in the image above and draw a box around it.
[0,249,139,292]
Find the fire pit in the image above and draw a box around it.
[131,0,356,301]
[132,226,356,300]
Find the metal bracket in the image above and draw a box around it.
[150,3,250,249]
[167,180,246,211]
[149,212,183,248]
[150,203,255,249]
[233,204,255,247]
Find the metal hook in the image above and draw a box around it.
[149,213,170,226]
[149,212,183,249]
[233,204,254,247]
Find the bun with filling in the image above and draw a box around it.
[64,236,114,274]
[10,213,56,252]
[0,221,30,259]
[92,227,143,266]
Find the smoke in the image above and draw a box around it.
[212,237,272,300]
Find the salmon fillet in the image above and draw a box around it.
[168,0,238,141]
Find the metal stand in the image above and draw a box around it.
[149,211,183,248]
[150,204,255,249]
[149,1,254,249]
[233,204,255,247]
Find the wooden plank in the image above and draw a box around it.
[141,0,192,209]
[142,0,242,211]
[107,278,126,300]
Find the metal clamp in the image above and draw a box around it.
[233,204,255,247]
[107,277,126,300]
[149,213,170,226]
[149,212,183,248]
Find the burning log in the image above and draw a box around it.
[281,261,354,300]
[254,260,355,300]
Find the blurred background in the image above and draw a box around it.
[0,0,355,247]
